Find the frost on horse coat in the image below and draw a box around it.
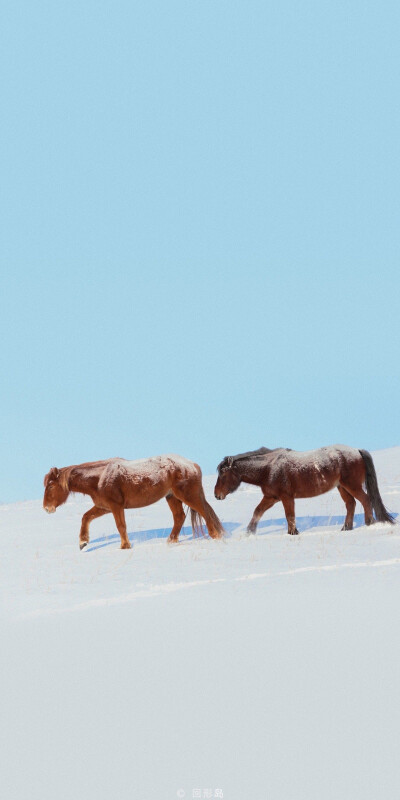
[43,455,224,549]
[214,445,394,535]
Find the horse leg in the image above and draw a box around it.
[247,496,276,534]
[338,486,356,531]
[79,505,109,550]
[110,505,131,549]
[165,494,186,543]
[281,495,299,535]
[341,481,374,526]
[174,483,224,539]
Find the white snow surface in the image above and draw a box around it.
[1,446,400,800]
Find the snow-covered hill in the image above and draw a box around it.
[1,447,400,800]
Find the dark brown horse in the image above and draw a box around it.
[214,445,394,535]
[43,455,224,549]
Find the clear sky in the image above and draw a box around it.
[1,0,399,502]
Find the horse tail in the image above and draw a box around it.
[189,488,225,540]
[202,500,225,539]
[190,508,206,538]
[359,449,395,524]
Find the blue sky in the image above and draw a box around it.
[1,0,399,501]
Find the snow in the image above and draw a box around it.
[1,447,400,799]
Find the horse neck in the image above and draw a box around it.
[62,467,91,496]
[234,459,266,487]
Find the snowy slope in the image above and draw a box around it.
[1,447,400,800]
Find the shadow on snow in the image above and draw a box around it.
[84,513,398,553]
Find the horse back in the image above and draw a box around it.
[98,454,200,509]
[265,445,363,498]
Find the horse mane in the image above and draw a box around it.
[231,446,274,461]
[217,446,289,473]
[59,467,72,493]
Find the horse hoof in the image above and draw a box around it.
[167,536,179,545]
[120,542,132,549]
[288,529,299,536]
[80,541,88,550]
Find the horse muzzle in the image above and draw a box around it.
[44,505,56,514]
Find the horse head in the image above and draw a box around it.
[43,467,69,513]
[214,456,241,500]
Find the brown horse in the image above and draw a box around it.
[214,445,395,535]
[43,455,224,549]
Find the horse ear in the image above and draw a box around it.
[48,467,59,481]
[227,456,233,469]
